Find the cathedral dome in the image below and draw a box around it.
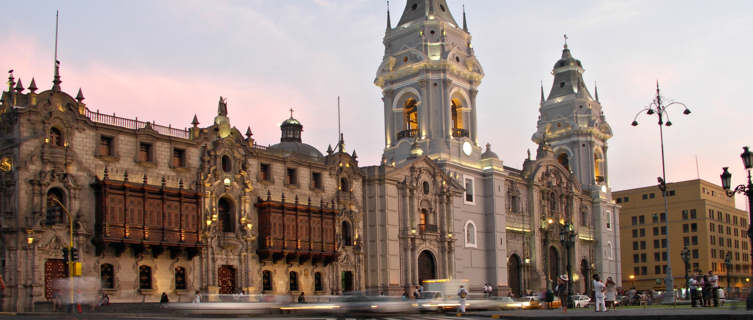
[552,45,583,72]
[268,113,323,159]
[481,143,498,160]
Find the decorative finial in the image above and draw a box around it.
[217,96,228,116]
[7,70,14,92]
[338,133,345,153]
[594,81,600,102]
[289,107,294,118]
[191,114,199,126]
[563,33,568,49]
[75,88,84,102]
[52,11,62,92]
[540,81,545,103]
[352,149,358,159]
[245,126,253,139]
[28,78,37,93]
[327,144,333,155]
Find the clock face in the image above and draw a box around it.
[462,141,472,156]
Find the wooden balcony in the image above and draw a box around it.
[397,129,418,140]
[419,224,438,234]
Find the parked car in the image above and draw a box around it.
[572,294,591,308]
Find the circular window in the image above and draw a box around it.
[423,181,430,195]
[430,30,435,35]
[221,155,232,173]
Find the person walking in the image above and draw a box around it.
[555,275,569,312]
[192,290,201,304]
[605,277,617,311]
[592,274,606,312]
[708,271,719,307]
[160,292,170,305]
[297,292,305,303]
[702,274,711,307]
[457,285,469,314]
[689,276,700,307]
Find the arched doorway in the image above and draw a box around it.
[581,259,590,294]
[508,254,522,297]
[218,198,234,233]
[341,271,354,292]
[548,247,560,285]
[418,250,437,284]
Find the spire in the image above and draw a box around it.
[540,81,545,104]
[338,133,345,153]
[191,114,199,126]
[28,78,37,93]
[75,88,84,102]
[386,0,392,31]
[52,11,62,92]
[396,0,458,27]
[462,4,468,32]
[594,82,600,102]
[245,126,253,139]
[14,78,24,93]
[7,70,14,92]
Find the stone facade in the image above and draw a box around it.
[0,74,364,311]
[363,0,620,296]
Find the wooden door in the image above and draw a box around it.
[508,255,522,297]
[45,259,66,300]
[418,250,436,284]
[218,265,236,294]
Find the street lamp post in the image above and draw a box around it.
[725,251,732,299]
[559,222,576,308]
[631,83,692,303]
[681,246,690,299]
[720,146,753,309]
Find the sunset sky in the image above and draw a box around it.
[2,1,752,209]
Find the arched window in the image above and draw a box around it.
[218,198,234,233]
[402,98,418,131]
[549,193,557,216]
[594,149,604,183]
[314,272,323,292]
[49,127,63,147]
[175,267,186,290]
[289,271,299,292]
[341,221,353,246]
[451,98,464,130]
[46,188,65,225]
[101,264,114,289]
[558,153,569,169]
[139,265,152,290]
[262,270,272,291]
[340,178,349,192]
[607,241,614,260]
[581,209,589,226]
[422,181,430,195]
[464,221,477,248]
[221,155,232,173]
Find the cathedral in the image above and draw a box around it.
[0,0,619,311]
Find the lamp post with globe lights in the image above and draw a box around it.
[720,145,753,309]
[681,246,690,298]
[631,83,692,303]
[559,222,576,308]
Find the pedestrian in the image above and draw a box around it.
[298,292,305,303]
[689,276,699,307]
[457,284,469,313]
[413,286,420,299]
[402,288,409,300]
[702,274,711,306]
[605,277,617,311]
[708,271,719,307]
[592,274,606,312]
[160,292,169,304]
[192,290,201,304]
[555,275,569,312]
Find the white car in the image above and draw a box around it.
[572,295,591,308]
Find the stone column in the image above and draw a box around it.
[469,88,479,144]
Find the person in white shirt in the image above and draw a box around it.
[457,285,469,313]
[689,276,700,307]
[708,271,720,307]
[592,274,606,312]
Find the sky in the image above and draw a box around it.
[1,0,752,209]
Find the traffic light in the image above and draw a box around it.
[62,248,69,263]
[71,248,79,261]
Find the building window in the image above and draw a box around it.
[606,211,612,229]
[653,239,660,249]
[289,271,299,292]
[314,272,323,292]
[682,210,688,220]
[649,193,655,199]
[593,148,604,183]
[46,188,65,225]
[692,236,698,245]
[633,254,639,263]
[669,190,676,196]
[641,253,647,262]
[423,181,430,194]
[633,241,639,250]
[138,142,153,162]
[632,229,638,237]
[660,213,666,222]
[711,236,716,245]
[661,239,667,248]
[101,264,114,289]
[684,237,689,246]
[262,271,272,291]
[464,177,474,204]
[222,155,232,173]
[654,252,661,261]
[683,224,689,233]
[640,241,646,250]
[286,168,297,185]
[607,241,614,260]
[260,163,271,181]
[661,226,666,235]
[175,267,186,290]
[465,221,477,248]
[640,229,645,237]
[402,98,418,132]
[691,223,697,232]
[98,136,114,156]
[639,215,645,224]
[692,249,699,259]
[49,127,64,147]
[172,148,186,168]
[340,177,348,191]
[710,223,715,232]
[653,227,659,236]
[218,198,234,233]
[632,217,637,225]
[690,209,696,219]
[642,266,647,275]
[653,214,659,223]
[341,221,353,246]
[139,265,152,290]
[312,172,322,189]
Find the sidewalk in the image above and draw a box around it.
[472,306,753,320]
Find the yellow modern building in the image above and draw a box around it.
[615,179,752,294]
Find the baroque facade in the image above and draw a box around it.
[363,0,620,296]
[0,66,364,311]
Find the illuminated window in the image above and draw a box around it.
[175,267,186,290]
[49,127,63,147]
[139,265,152,290]
[594,148,604,183]
[101,264,114,289]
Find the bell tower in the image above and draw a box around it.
[532,41,613,191]
[375,0,484,165]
